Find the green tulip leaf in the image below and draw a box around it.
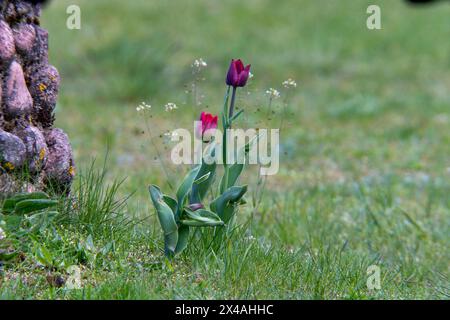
[175,224,190,254]
[181,220,221,227]
[225,163,245,190]
[181,208,225,227]
[194,172,211,185]
[176,165,201,216]
[149,185,178,255]
[221,133,262,190]
[163,195,178,214]
[230,109,244,123]
[210,185,248,223]
[190,143,217,204]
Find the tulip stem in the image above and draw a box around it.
[222,86,231,129]
[222,87,231,166]
[228,87,237,123]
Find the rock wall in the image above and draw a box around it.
[0,0,74,196]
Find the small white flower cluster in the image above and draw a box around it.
[165,102,178,112]
[265,88,281,99]
[282,78,297,88]
[192,58,207,69]
[136,102,152,112]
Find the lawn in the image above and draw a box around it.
[0,0,449,299]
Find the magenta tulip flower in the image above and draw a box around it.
[226,59,251,88]
[196,112,218,142]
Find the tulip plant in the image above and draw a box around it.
[149,59,253,257]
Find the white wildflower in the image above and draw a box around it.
[265,88,281,99]
[249,72,254,79]
[136,102,152,112]
[0,227,5,240]
[165,103,178,112]
[282,78,297,88]
[192,58,208,69]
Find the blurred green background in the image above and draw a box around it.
[28,0,450,298]
[44,0,450,194]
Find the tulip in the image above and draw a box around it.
[188,203,204,211]
[225,59,251,120]
[196,112,218,142]
[226,59,251,88]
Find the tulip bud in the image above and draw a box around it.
[226,59,251,88]
[188,203,204,211]
[196,112,218,142]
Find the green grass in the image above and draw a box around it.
[0,0,449,299]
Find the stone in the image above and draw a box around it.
[13,125,48,173]
[44,128,75,191]
[14,1,34,18]
[24,25,48,66]
[27,64,60,127]
[0,19,15,63]
[0,129,26,170]
[0,0,75,194]
[3,61,33,119]
[13,23,36,54]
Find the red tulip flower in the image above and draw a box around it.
[226,59,251,88]
[197,112,218,142]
